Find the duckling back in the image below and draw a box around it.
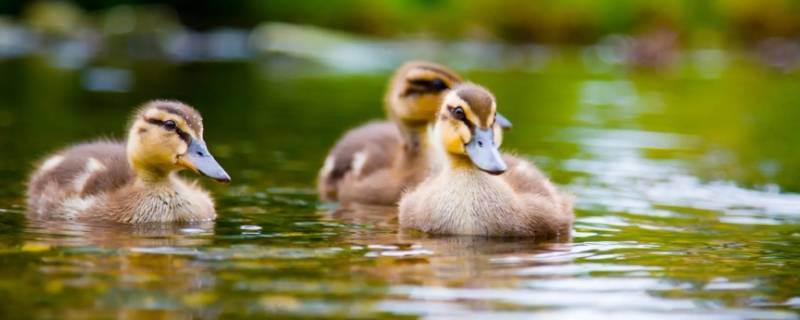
[318,120,434,205]
[27,141,133,219]
[317,121,402,202]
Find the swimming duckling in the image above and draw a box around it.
[26,100,230,224]
[399,84,573,238]
[318,61,512,205]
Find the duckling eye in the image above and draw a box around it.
[451,106,466,120]
[163,120,177,130]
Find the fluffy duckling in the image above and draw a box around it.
[318,61,511,205]
[26,100,230,224]
[399,84,573,238]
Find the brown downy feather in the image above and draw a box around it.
[317,121,401,201]
[28,141,133,200]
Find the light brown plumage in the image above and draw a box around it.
[399,84,574,238]
[26,100,229,224]
[318,61,463,205]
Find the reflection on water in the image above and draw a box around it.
[0,55,799,319]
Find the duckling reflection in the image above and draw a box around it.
[326,205,572,286]
[21,217,217,318]
[26,100,230,224]
[24,217,214,248]
[326,203,399,229]
[318,61,512,206]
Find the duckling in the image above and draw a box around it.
[399,84,573,238]
[26,100,231,224]
[318,60,512,205]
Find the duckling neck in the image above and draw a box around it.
[444,154,479,173]
[133,170,175,186]
[399,121,430,155]
[134,168,173,185]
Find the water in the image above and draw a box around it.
[0,54,799,319]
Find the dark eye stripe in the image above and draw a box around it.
[145,118,192,143]
[401,78,450,97]
[409,79,448,90]
[145,118,165,127]
[175,129,192,143]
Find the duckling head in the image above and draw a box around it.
[385,61,463,127]
[126,100,231,183]
[434,83,507,175]
[386,61,513,131]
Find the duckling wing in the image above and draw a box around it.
[501,154,574,216]
[318,121,401,201]
[27,141,134,216]
[500,154,548,194]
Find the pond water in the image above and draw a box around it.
[0,54,799,319]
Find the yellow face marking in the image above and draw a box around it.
[462,107,480,128]
[441,120,467,155]
[485,102,497,128]
[176,120,192,136]
[437,94,476,155]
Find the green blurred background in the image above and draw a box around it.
[3,0,800,45]
[0,0,798,41]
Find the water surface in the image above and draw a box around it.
[0,55,799,319]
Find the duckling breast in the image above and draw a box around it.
[399,170,520,236]
[111,179,215,224]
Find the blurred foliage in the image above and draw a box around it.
[1,0,800,45]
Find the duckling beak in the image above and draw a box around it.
[465,127,507,175]
[496,112,512,130]
[178,139,231,183]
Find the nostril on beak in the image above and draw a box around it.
[478,141,483,147]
